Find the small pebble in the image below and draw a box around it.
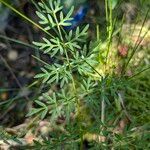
[7,50,18,61]
[1,92,8,100]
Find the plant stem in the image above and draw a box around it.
[52,11,63,41]
[101,97,105,124]
[105,0,109,32]
[64,49,76,92]
[106,0,113,65]
[96,24,100,41]
[122,8,150,74]
[128,66,150,79]
[0,0,54,38]
[0,35,36,49]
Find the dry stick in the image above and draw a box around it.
[123,29,149,75]
[122,8,150,74]
[128,66,150,80]
[1,31,12,50]
[0,101,16,120]
[0,55,30,101]
[0,32,29,100]
[116,14,125,48]
[118,92,131,122]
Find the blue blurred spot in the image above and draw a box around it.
[64,4,89,30]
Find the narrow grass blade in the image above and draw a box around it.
[0,0,54,38]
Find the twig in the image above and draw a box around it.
[118,92,131,122]
[0,54,30,101]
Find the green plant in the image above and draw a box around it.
[0,0,149,149]
[25,0,131,149]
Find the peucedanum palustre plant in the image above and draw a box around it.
[0,0,144,149]
[18,0,137,149]
[24,0,130,149]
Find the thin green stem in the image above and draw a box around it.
[122,29,149,75]
[122,8,149,74]
[80,134,84,150]
[0,0,54,38]
[105,1,114,64]
[0,34,36,49]
[128,66,150,80]
[52,11,63,41]
[101,97,105,124]
[82,58,103,78]
[109,1,113,39]
[96,24,100,41]
[40,0,60,37]
[64,49,76,92]
[30,0,41,12]
[31,55,51,66]
[105,0,109,32]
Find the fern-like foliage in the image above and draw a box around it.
[30,0,97,111]
[31,0,97,88]
[28,0,112,148]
